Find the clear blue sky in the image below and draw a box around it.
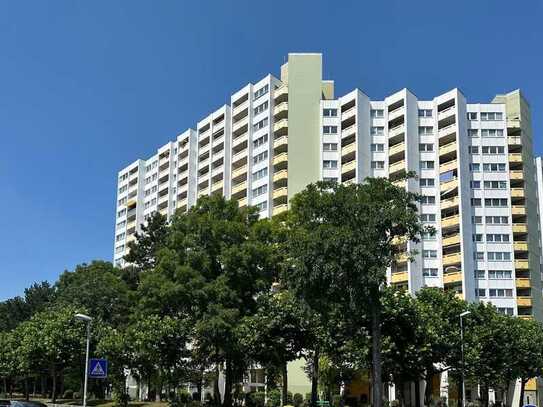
[1,0,542,300]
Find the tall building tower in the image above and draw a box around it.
[113,54,542,321]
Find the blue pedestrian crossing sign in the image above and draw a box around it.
[89,358,108,378]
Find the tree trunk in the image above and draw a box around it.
[282,362,288,406]
[395,380,404,406]
[424,371,433,406]
[223,360,233,407]
[24,376,29,401]
[481,383,489,407]
[370,287,383,407]
[518,379,526,407]
[414,380,421,407]
[52,366,57,403]
[214,366,221,405]
[311,350,320,407]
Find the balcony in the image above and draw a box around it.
[273,204,288,216]
[232,165,247,181]
[438,106,455,121]
[211,179,224,193]
[273,169,288,184]
[515,259,529,270]
[439,159,457,174]
[511,188,525,198]
[443,271,462,284]
[232,149,248,165]
[274,119,288,135]
[441,178,459,191]
[508,153,522,164]
[388,124,405,139]
[342,159,356,175]
[441,196,459,211]
[273,187,288,200]
[442,234,460,247]
[274,102,288,119]
[341,142,357,156]
[516,278,531,289]
[513,223,528,234]
[508,136,522,147]
[238,196,247,209]
[395,253,409,264]
[274,136,288,153]
[438,123,456,139]
[342,124,356,139]
[126,199,137,209]
[273,152,288,169]
[391,271,408,284]
[389,142,405,157]
[232,99,249,117]
[342,107,356,121]
[232,132,248,149]
[388,106,404,122]
[439,141,457,157]
[232,116,248,134]
[442,215,460,229]
[514,242,529,252]
[511,206,526,216]
[517,296,532,307]
[231,181,247,197]
[274,86,288,102]
[510,170,524,181]
[389,160,405,176]
[443,252,462,267]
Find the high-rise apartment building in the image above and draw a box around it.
[114,53,542,322]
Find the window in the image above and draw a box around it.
[145,176,151,185]
[483,163,506,172]
[253,151,268,165]
[481,112,503,121]
[323,143,338,152]
[418,109,432,117]
[481,129,504,138]
[472,234,483,242]
[116,232,125,242]
[323,108,338,117]
[253,134,269,149]
[253,84,269,100]
[469,146,479,154]
[252,184,268,198]
[420,196,436,205]
[419,143,434,152]
[497,307,514,316]
[117,209,126,218]
[420,161,435,170]
[117,220,126,229]
[468,129,479,137]
[423,268,438,277]
[470,181,481,189]
[323,160,338,169]
[371,143,384,152]
[467,112,478,120]
[421,214,436,222]
[323,177,338,182]
[475,270,485,279]
[118,185,128,194]
[472,216,483,224]
[484,180,507,189]
[371,126,384,136]
[486,234,510,243]
[482,146,505,154]
[422,231,435,240]
[252,167,268,181]
[118,197,127,206]
[470,163,480,172]
[420,178,435,187]
[486,216,508,224]
[471,198,482,207]
[488,270,512,279]
[474,252,485,260]
[253,118,269,132]
[115,245,125,254]
[371,109,384,118]
[119,173,129,182]
[475,288,486,297]
[418,126,433,136]
[423,250,437,258]
[256,201,268,212]
[485,198,508,207]
[253,101,269,116]
[487,252,511,261]
[489,288,513,298]
[323,125,338,134]
[371,161,385,169]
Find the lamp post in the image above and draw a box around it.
[459,311,471,407]
[75,313,92,407]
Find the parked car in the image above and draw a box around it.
[0,401,47,407]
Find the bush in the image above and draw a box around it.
[63,390,74,399]
[73,392,82,400]
[293,393,304,407]
[113,392,130,407]
[246,391,266,407]
[331,394,342,407]
[266,389,281,407]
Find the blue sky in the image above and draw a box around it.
[0,0,542,300]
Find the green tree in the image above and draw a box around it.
[124,211,169,271]
[285,180,423,407]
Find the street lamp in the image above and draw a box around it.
[75,313,92,407]
[459,311,471,407]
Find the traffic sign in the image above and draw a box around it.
[88,358,108,378]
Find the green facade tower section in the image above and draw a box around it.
[284,53,323,200]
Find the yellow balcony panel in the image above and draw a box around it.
[511,206,526,216]
[232,181,247,196]
[441,215,460,229]
[274,136,288,151]
[517,296,532,307]
[508,153,522,163]
[232,132,248,148]
[232,149,248,164]
[526,378,537,391]
[514,242,529,252]
[342,159,357,174]
[273,152,288,167]
[508,136,522,146]
[274,119,288,134]
[126,199,137,209]
[238,197,247,208]
[443,271,462,284]
[273,187,288,200]
[516,278,531,289]
[441,196,460,211]
[441,178,458,191]
[395,253,409,264]
[211,180,224,192]
[178,198,188,209]
[515,259,529,270]
[273,169,288,183]
[389,142,405,157]
[443,234,460,247]
[510,170,524,181]
[438,123,456,138]
[274,86,288,101]
[519,315,533,320]
[439,159,457,174]
[232,116,248,133]
[126,220,136,230]
[341,142,357,156]
[391,271,408,284]
[443,252,462,267]
[159,208,168,216]
[272,204,288,217]
[393,180,406,189]
[274,102,288,117]
[391,236,407,246]
[232,165,247,180]
[513,223,528,234]
[439,142,457,156]
[511,188,525,198]
[126,234,136,244]
[389,160,405,175]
